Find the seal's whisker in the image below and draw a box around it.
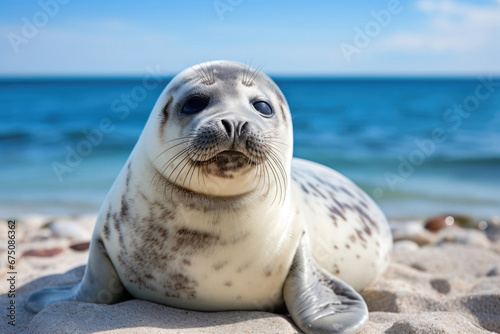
[191,66,202,82]
[168,149,196,201]
[263,150,281,205]
[196,66,208,85]
[266,142,289,159]
[197,61,216,85]
[248,65,263,86]
[242,63,249,86]
[149,161,163,190]
[210,62,217,85]
[265,166,274,202]
[268,149,288,205]
[185,146,207,189]
[173,147,197,187]
[268,147,287,181]
[150,145,190,191]
[242,61,255,86]
[266,154,282,205]
[152,139,193,164]
[259,133,290,148]
[251,154,265,194]
[160,146,191,177]
[163,147,192,185]
[193,65,211,86]
[200,143,218,189]
[152,135,198,166]
[163,135,197,145]
[264,137,290,148]
[262,162,271,200]
[183,150,198,189]
[157,146,192,200]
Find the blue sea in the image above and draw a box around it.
[1,77,499,219]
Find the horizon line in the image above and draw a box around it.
[1,73,498,81]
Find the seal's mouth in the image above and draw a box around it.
[195,150,251,171]
[212,150,251,171]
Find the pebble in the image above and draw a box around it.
[486,267,499,277]
[450,215,476,228]
[16,214,49,229]
[437,227,492,248]
[70,241,91,251]
[393,240,419,252]
[425,215,479,231]
[485,219,500,242]
[23,248,64,257]
[49,220,91,241]
[425,216,453,231]
[391,221,436,245]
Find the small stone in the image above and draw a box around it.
[485,220,500,242]
[393,240,419,252]
[451,215,476,228]
[392,221,436,246]
[23,248,64,257]
[16,214,48,229]
[429,278,451,294]
[437,227,492,248]
[425,216,455,232]
[70,241,91,251]
[477,220,488,231]
[486,267,499,277]
[391,220,423,237]
[49,221,91,241]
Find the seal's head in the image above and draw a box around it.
[142,61,293,199]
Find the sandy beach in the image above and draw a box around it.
[1,214,499,334]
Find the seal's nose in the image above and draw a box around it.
[220,120,248,140]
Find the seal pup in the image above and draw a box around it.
[27,61,392,334]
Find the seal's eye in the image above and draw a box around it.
[182,97,209,114]
[253,101,273,117]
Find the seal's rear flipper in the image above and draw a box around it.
[26,238,127,313]
[26,285,79,313]
[283,236,369,334]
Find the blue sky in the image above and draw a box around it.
[1,0,499,76]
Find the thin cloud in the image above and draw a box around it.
[0,19,177,76]
[378,0,500,53]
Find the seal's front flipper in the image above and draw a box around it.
[283,236,368,334]
[26,238,127,313]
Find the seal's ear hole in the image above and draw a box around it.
[182,97,209,115]
[253,101,274,117]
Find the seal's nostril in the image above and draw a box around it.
[221,119,233,138]
[238,122,248,136]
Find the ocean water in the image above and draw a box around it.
[1,77,499,219]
